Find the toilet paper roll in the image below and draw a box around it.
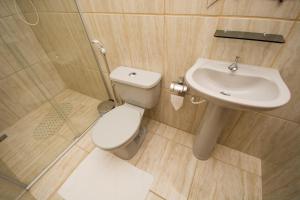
[170,94,184,111]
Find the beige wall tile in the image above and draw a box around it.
[29,59,66,99]
[165,16,218,88]
[82,14,164,74]
[76,0,123,13]
[189,158,262,200]
[62,13,99,70]
[29,13,99,71]
[18,0,77,13]
[77,0,164,13]
[124,15,164,73]
[217,109,242,144]
[148,88,207,133]
[123,0,164,14]
[268,22,300,123]
[262,158,300,200]
[0,70,46,119]
[0,36,27,71]
[26,12,108,100]
[56,66,108,100]
[222,111,300,166]
[0,39,15,79]
[0,15,44,67]
[210,18,293,67]
[222,0,300,19]
[0,101,19,131]
[0,0,16,17]
[166,0,224,15]
[82,13,132,71]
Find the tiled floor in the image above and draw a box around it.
[26,119,262,200]
[0,89,100,185]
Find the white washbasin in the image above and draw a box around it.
[185,58,290,110]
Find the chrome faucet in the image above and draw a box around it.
[227,56,240,72]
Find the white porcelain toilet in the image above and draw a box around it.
[91,66,161,159]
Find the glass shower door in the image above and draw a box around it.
[0,0,109,199]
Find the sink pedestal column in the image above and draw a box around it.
[193,102,232,160]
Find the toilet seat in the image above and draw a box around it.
[92,103,144,150]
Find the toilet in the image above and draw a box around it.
[91,66,161,159]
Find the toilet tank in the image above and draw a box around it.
[110,66,161,109]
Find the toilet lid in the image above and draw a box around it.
[92,104,142,150]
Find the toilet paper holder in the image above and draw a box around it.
[169,77,188,95]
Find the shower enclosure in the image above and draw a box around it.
[0,0,110,199]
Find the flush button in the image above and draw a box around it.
[129,72,136,77]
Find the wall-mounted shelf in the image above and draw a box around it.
[214,30,285,43]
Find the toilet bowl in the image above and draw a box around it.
[91,66,161,159]
[92,103,145,159]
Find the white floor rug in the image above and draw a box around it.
[58,148,153,200]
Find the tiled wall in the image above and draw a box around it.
[0,0,66,131]
[1,0,298,199]
[17,0,109,101]
[74,1,300,200]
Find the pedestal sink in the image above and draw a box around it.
[185,58,290,160]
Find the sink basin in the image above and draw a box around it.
[185,58,290,160]
[185,58,290,110]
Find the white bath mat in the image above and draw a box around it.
[58,148,153,200]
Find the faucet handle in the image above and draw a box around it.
[235,56,240,62]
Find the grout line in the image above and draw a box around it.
[45,148,89,200]
[211,154,262,177]
[149,190,167,200]
[257,111,300,125]
[219,112,243,143]
[186,160,198,200]
[77,11,298,22]
[269,20,297,68]
[155,121,262,176]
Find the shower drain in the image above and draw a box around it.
[33,103,73,140]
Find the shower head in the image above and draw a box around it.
[91,39,106,54]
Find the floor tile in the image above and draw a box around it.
[76,129,95,153]
[145,119,160,133]
[137,134,197,200]
[136,134,169,176]
[48,193,64,200]
[188,158,262,200]
[26,121,262,200]
[0,89,100,184]
[128,132,155,165]
[173,129,195,148]
[29,146,87,200]
[212,144,261,176]
[155,123,168,136]
[155,123,177,140]
[152,142,197,200]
